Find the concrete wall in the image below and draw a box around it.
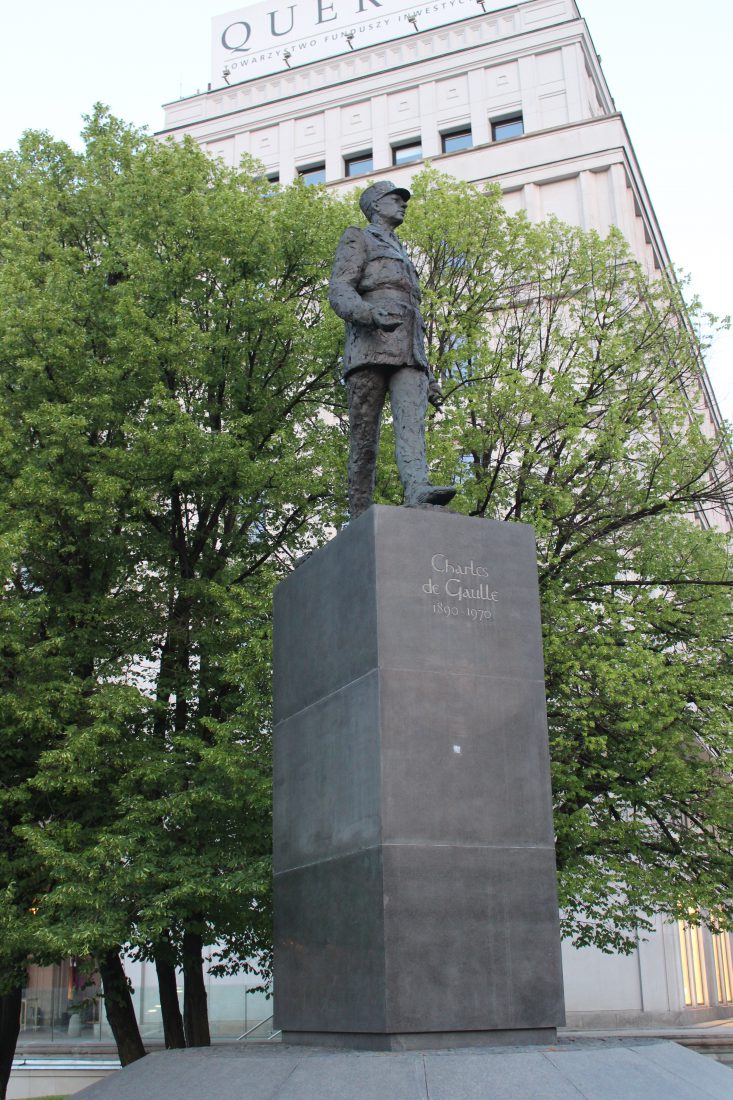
[563,917,733,1028]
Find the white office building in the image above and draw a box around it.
[155,0,733,1028]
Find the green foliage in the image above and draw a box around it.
[0,108,351,987]
[397,169,733,951]
[2,123,732,992]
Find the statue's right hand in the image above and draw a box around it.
[371,305,405,331]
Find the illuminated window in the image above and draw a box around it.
[712,930,733,1004]
[678,921,708,1006]
[392,141,422,166]
[298,164,326,185]
[492,114,524,141]
[441,128,473,153]
[345,152,374,177]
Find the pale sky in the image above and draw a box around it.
[1,0,730,419]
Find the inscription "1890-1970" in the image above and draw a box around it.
[422,553,498,622]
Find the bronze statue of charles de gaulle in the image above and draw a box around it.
[329,180,456,519]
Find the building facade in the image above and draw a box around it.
[159,0,727,510]
[152,0,733,1029]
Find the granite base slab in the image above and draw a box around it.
[72,1039,733,1099]
[281,1027,557,1050]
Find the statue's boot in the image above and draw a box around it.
[410,484,457,506]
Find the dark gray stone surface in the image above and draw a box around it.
[282,1028,557,1051]
[272,509,377,724]
[274,848,387,1033]
[73,1040,733,1099]
[378,669,555,847]
[273,505,548,720]
[381,845,564,1034]
[273,506,564,1044]
[273,670,382,871]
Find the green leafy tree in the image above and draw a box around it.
[0,108,351,1076]
[3,124,733,1095]
[395,169,733,951]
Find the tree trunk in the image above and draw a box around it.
[0,986,22,1100]
[97,949,146,1066]
[182,931,210,1047]
[154,950,186,1050]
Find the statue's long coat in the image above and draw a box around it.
[328,224,429,376]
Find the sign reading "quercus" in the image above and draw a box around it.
[212,0,483,84]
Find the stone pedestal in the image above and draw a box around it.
[72,1041,733,1100]
[272,505,564,1049]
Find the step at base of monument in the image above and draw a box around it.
[281,1027,556,1050]
[73,1038,732,1099]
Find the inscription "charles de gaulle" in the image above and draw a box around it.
[422,553,499,603]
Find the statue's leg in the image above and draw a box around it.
[347,369,388,519]
[389,367,430,501]
[390,368,456,507]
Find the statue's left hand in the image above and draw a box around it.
[428,378,444,409]
[372,305,405,331]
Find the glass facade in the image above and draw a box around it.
[19,960,274,1045]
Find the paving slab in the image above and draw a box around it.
[424,1048,584,1099]
[277,1051,429,1100]
[628,1039,733,1097]
[72,1039,733,1099]
[544,1043,704,1100]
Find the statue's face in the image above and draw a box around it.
[373,192,407,226]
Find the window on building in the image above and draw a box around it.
[392,141,422,166]
[441,128,473,154]
[678,921,708,1006]
[492,114,524,142]
[298,164,326,185]
[345,152,374,177]
[260,172,280,197]
[712,928,733,1004]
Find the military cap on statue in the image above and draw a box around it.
[358,180,411,220]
